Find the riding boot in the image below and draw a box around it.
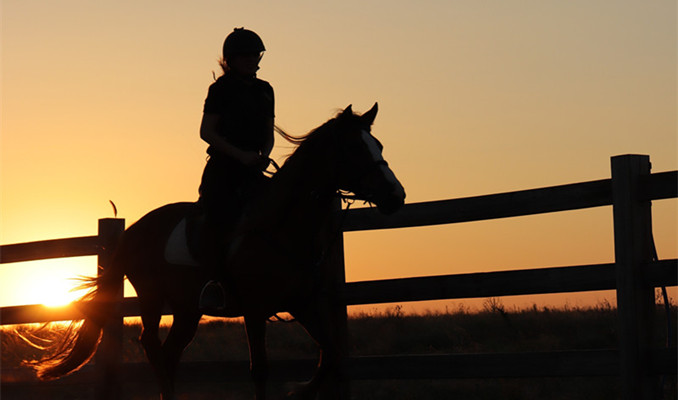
[200,278,245,315]
[199,279,226,311]
[198,219,228,312]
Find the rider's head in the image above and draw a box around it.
[220,28,266,77]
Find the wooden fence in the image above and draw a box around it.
[1,154,676,400]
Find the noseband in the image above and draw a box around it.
[335,159,388,206]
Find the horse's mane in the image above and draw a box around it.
[274,109,356,161]
[274,119,335,147]
[274,125,309,146]
[274,112,348,163]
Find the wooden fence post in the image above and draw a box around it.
[611,155,658,400]
[318,198,350,400]
[95,218,125,400]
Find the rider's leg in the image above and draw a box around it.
[197,162,261,311]
[196,162,233,310]
[197,209,231,310]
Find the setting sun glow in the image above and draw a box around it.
[39,281,81,307]
[1,258,94,308]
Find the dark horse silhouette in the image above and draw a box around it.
[31,103,405,400]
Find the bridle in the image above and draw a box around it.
[337,158,389,206]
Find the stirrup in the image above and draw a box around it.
[199,280,226,311]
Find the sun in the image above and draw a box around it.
[1,256,139,309]
[1,257,95,308]
[32,264,91,308]
[37,276,85,307]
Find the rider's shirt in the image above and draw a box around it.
[203,71,274,159]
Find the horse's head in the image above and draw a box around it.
[335,103,405,214]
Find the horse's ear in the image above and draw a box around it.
[361,102,378,125]
[342,104,353,116]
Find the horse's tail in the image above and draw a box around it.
[31,245,126,380]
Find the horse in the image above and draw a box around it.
[30,103,405,400]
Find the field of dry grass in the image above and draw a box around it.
[2,301,676,399]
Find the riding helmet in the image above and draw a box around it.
[222,28,265,59]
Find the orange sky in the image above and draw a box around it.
[1,1,676,312]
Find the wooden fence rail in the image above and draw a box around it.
[0,235,100,264]
[1,154,676,400]
[2,259,676,326]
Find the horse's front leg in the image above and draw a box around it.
[288,301,346,400]
[245,314,268,400]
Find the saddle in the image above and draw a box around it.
[164,206,206,267]
[165,177,271,267]
[164,202,246,267]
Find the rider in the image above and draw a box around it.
[198,28,274,310]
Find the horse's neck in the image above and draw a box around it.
[250,138,337,244]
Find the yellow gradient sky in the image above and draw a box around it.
[1,1,676,311]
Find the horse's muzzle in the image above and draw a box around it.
[375,182,406,215]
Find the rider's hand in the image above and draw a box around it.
[238,151,269,170]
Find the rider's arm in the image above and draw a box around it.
[261,117,274,159]
[200,112,263,166]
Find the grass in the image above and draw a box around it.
[2,301,676,399]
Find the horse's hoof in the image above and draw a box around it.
[285,384,312,400]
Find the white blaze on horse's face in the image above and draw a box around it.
[360,130,405,199]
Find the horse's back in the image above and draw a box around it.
[119,202,196,262]
[128,202,195,232]
[119,202,203,300]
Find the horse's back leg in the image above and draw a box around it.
[245,314,268,400]
[137,296,171,398]
[160,309,201,396]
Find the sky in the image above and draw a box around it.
[1,1,676,312]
